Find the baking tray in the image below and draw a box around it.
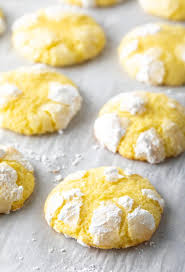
[0,1,185,271]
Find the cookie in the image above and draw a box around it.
[44,167,164,249]
[94,91,185,164]
[60,0,122,8]
[118,23,185,86]
[0,65,82,135]
[0,9,6,35]
[12,6,106,67]
[139,0,185,21]
[0,145,35,214]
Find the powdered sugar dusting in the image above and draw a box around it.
[2,146,34,172]
[45,192,63,224]
[136,48,165,85]
[120,92,146,115]
[94,113,127,153]
[135,128,165,164]
[12,13,39,31]
[47,82,82,131]
[133,24,161,37]
[62,188,84,200]
[89,202,122,247]
[104,167,124,182]
[56,188,84,229]
[58,199,83,229]
[127,207,155,240]
[124,168,137,176]
[0,162,22,214]
[142,189,164,209]
[115,195,134,212]
[40,103,71,130]
[48,82,80,107]
[120,39,139,59]
[0,83,22,108]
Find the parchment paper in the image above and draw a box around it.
[0,1,185,271]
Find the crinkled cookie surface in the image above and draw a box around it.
[139,0,185,21]
[94,91,185,164]
[0,145,35,214]
[119,23,185,86]
[44,167,164,249]
[12,6,106,66]
[0,65,82,135]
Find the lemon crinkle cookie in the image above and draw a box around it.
[60,0,123,8]
[139,0,185,21]
[44,167,164,249]
[12,6,106,67]
[0,9,6,35]
[119,23,185,86]
[0,65,82,135]
[94,91,185,164]
[0,145,35,214]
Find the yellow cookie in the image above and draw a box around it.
[0,145,35,214]
[44,167,164,249]
[0,9,6,35]
[12,6,106,67]
[60,0,122,8]
[139,0,185,21]
[94,91,185,164]
[118,23,185,86]
[0,65,82,135]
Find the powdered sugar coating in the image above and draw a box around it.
[0,83,22,108]
[58,199,83,229]
[127,207,155,240]
[40,103,71,130]
[120,92,146,115]
[116,195,134,212]
[133,24,161,37]
[48,82,81,113]
[45,166,164,248]
[142,189,165,209]
[94,113,127,153]
[1,146,34,172]
[62,188,84,201]
[135,128,165,164]
[12,13,39,31]
[47,82,82,129]
[0,162,23,214]
[45,192,64,224]
[136,48,165,85]
[120,40,139,59]
[89,202,122,247]
[104,167,124,182]
[124,168,137,176]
